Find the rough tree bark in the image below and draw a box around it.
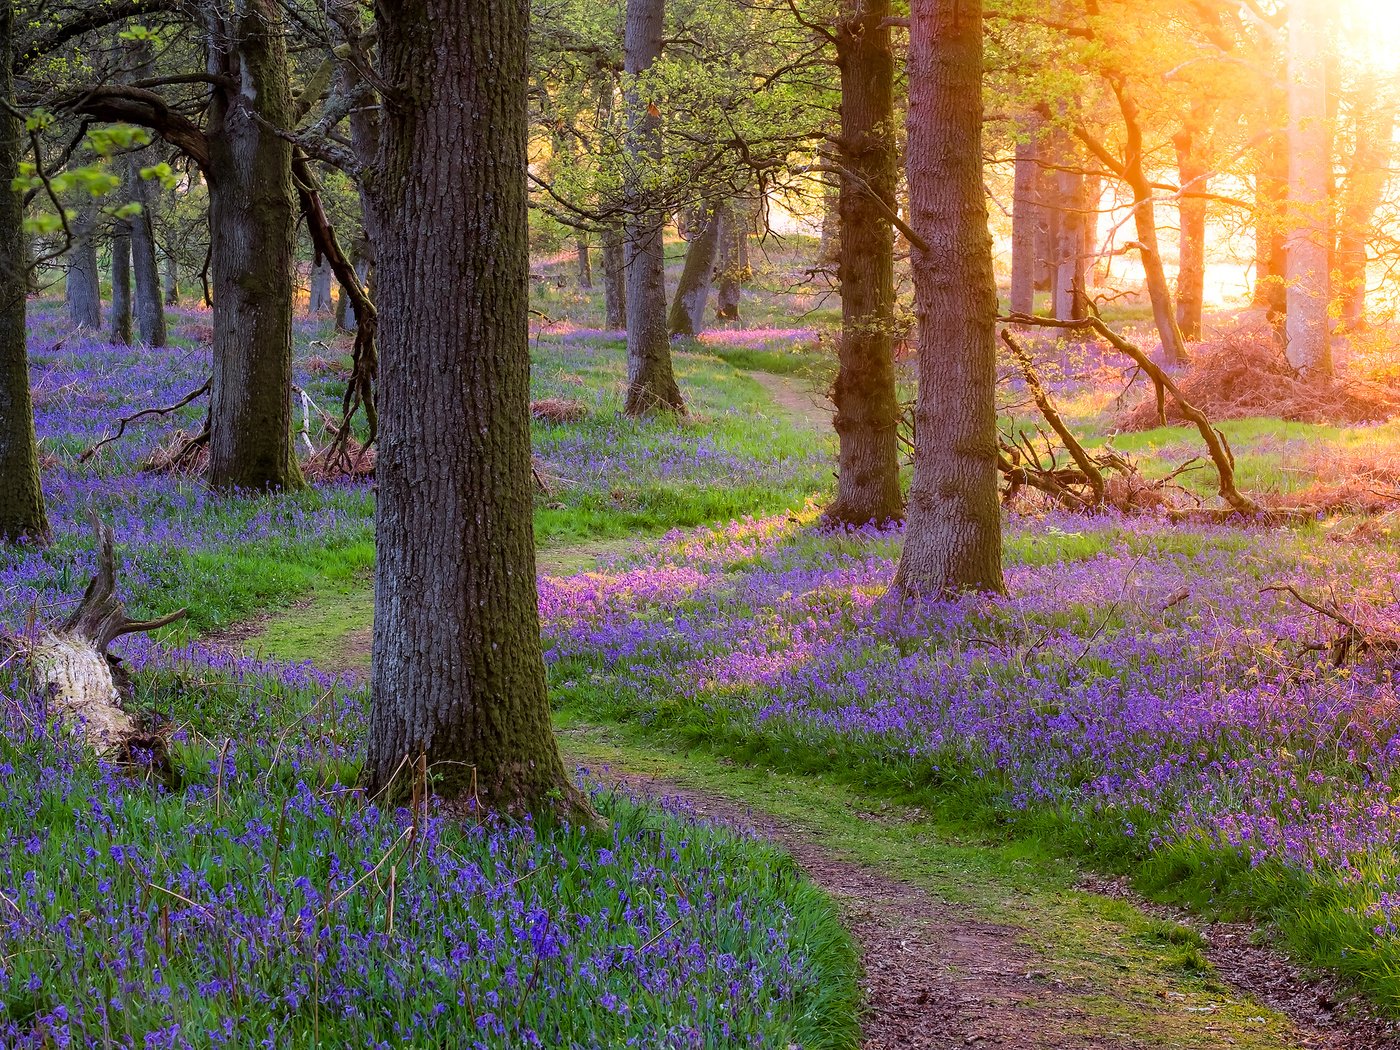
[126,156,167,347]
[602,227,627,328]
[825,0,903,527]
[892,0,1004,598]
[621,0,684,414]
[66,200,101,329]
[1173,121,1208,342]
[204,0,302,490]
[1284,0,1332,377]
[1052,159,1087,322]
[364,0,586,817]
[0,0,49,546]
[1010,117,1040,316]
[667,206,720,336]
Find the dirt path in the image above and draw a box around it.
[598,768,1398,1050]
[749,369,832,432]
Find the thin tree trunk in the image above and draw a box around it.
[309,257,334,314]
[714,201,743,321]
[1285,0,1332,377]
[1010,117,1039,316]
[0,0,49,546]
[163,249,179,305]
[365,0,585,818]
[818,167,840,263]
[1173,124,1207,342]
[622,0,683,413]
[667,206,721,336]
[127,157,166,347]
[825,0,903,527]
[1053,161,1086,321]
[109,220,133,345]
[204,0,302,491]
[893,0,1003,598]
[1337,95,1393,333]
[576,236,593,289]
[1252,93,1289,327]
[66,201,101,329]
[603,227,626,328]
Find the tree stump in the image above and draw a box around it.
[2,517,185,762]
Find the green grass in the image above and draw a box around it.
[557,719,1305,1049]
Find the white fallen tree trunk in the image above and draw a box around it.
[1,518,185,760]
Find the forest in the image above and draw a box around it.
[5,0,1400,1045]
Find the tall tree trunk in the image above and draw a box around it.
[893,0,1003,598]
[825,0,902,527]
[66,201,101,329]
[109,220,133,345]
[714,201,743,321]
[667,206,720,336]
[365,0,584,818]
[127,157,166,347]
[1285,0,1332,377]
[204,0,302,491]
[1053,160,1086,321]
[309,257,334,313]
[602,227,626,328]
[0,0,49,546]
[1010,117,1040,316]
[1337,95,1394,333]
[1254,121,1282,324]
[1173,124,1207,342]
[575,236,593,289]
[162,249,179,306]
[622,0,683,413]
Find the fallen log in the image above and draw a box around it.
[2,517,185,762]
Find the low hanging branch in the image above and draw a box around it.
[291,150,377,473]
[79,379,211,463]
[1,517,186,764]
[1261,583,1400,667]
[1001,330,1105,507]
[1001,313,1259,516]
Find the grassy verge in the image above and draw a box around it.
[556,718,1306,1049]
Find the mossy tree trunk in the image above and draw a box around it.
[204,0,302,490]
[667,206,720,337]
[364,0,586,818]
[825,0,903,528]
[127,157,167,347]
[66,200,102,329]
[893,0,1003,599]
[0,0,49,546]
[109,219,133,345]
[622,0,684,414]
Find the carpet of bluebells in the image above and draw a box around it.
[541,507,1400,999]
[0,654,851,1047]
[0,311,855,1047]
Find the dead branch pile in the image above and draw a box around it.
[303,436,376,482]
[997,316,1270,519]
[531,398,588,424]
[143,427,209,475]
[1117,321,1400,430]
